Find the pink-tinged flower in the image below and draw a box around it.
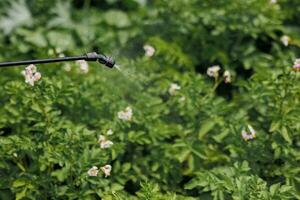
[241,124,257,141]
[118,107,133,121]
[101,165,112,177]
[242,130,250,141]
[223,70,231,83]
[21,64,41,86]
[281,35,290,47]
[143,44,155,57]
[26,64,36,74]
[293,59,300,72]
[207,65,221,78]
[76,60,89,73]
[33,72,41,81]
[98,135,113,149]
[87,166,99,177]
[168,83,181,95]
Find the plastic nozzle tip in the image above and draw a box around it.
[97,54,115,68]
[85,52,115,68]
[103,56,115,68]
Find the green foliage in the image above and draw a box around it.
[0,0,300,199]
[185,162,296,200]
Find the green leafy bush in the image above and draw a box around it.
[0,0,300,199]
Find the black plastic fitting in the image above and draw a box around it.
[85,52,115,68]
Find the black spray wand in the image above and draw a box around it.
[0,52,115,68]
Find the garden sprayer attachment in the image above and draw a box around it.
[0,52,115,68]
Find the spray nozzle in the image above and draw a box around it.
[85,52,115,68]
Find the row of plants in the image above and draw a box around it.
[0,0,300,199]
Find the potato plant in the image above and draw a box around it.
[0,0,300,199]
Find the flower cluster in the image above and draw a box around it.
[143,44,155,57]
[98,135,113,149]
[293,59,300,72]
[241,125,257,141]
[168,83,181,95]
[207,65,232,83]
[87,165,112,177]
[118,106,133,121]
[21,64,42,86]
[76,60,89,73]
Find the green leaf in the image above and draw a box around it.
[212,129,229,142]
[177,149,190,163]
[51,167,70,182]
[16,188,27,200]
[0,0,32,34]
[111,183,124,191]
[198,120,215,139]
[281,127,292,144]
[104,10,131,28]
[270,183,280,196]
[12,179,26,188]
[184,179,201,190]
[269,121,280,132]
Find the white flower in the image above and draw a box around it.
[247,125,256,138]
[294,58,300,66]
[168,83,181,95]
[143,44,155,57]
[107,129,113,135]
[98,135,113,149]
[207,65,221,78]
[26,64,36,74]
[101,165,112,177]
[56,48,62,54]
[179,96,186,102]
[270,0,277,4]
[293,58,300,72]
[101,141,114,149]
[21,64,41,86]
[64,63,71,72]
[242,130,250,141]
[118,107,133,121]
[223,70,231,83]
[87,166,99,176]
[58,53,65,58]
[241,124,257,141]
[281,35,290,46]
[76,60,89,73]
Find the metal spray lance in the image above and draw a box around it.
[0,52,116,68]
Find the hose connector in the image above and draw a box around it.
[85,52,115,68]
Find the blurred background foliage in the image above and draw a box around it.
[0,0,300,199]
